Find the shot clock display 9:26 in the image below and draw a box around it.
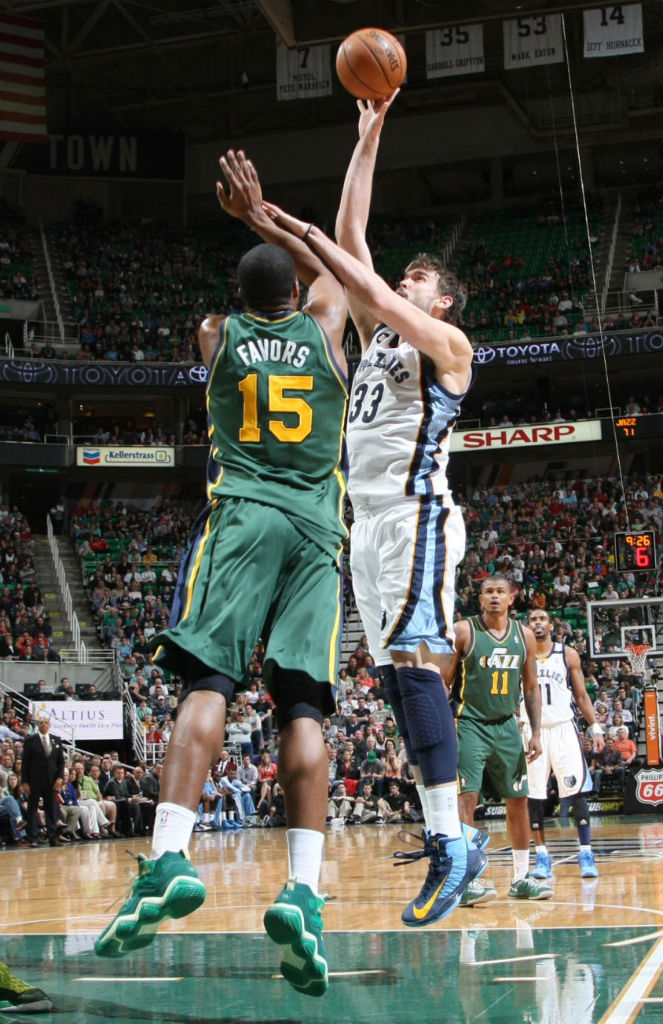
[614,530,658,572]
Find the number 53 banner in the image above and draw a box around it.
[503,15,564,69]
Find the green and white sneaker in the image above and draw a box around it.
[460,877,498,906]
[508,873,553,901]
[95,850,206,958]
[263,879,329,997]
[0,961,53,1014]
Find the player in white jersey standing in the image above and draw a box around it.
[524,608,605,878]
[332,93,485,926]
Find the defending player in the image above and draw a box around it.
[95,150,349,998]
[524,608,605,879]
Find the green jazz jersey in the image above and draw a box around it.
[456,615,528,721]
[206,308,348,558]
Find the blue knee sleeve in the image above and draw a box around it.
[397,666,457,786]
[381,664,417,766]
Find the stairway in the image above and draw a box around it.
[31,535,75,652]
[54,535,105,653]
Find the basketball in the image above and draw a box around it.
[336,27,406,101]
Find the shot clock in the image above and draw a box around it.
[614,530,658,572]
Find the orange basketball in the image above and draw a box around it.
[336,27,406,101]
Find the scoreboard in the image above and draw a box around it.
[614,530,658,572]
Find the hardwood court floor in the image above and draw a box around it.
[1,815,661,1023]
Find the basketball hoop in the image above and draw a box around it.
[624,644,651,678]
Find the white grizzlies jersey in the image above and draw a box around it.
[536,642,574,727]
[347,324,472,513]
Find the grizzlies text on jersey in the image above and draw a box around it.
[347,324,472,513]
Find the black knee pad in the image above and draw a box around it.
[528,798,545,832]
[179,654,236,705]
[272,669,327,730]
[572,795,590,826]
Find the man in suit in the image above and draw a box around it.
[21,713,66,847]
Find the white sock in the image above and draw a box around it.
[579,844,592,853]
[287,828,324,895]
[535,844,548,856]
[512,849,530,882]
[151,802,196,859]
[416,784,430,827]
[426,783,461,840]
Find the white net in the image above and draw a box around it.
[624,644,651,679]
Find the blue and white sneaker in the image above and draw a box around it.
[578,849,598,878]
[395,832,487,927]
[532,852,553,879]
[461,822,491,852]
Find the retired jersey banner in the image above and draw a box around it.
[584,4,644,57]
[503,14,564,69]
[276,40,332,100]
[425,25,485,79]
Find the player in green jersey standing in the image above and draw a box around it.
[95,151,349,998]
[444,575,553,903]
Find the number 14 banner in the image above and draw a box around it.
[584,4,644,57]
[503,15,564,69]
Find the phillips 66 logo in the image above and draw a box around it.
[634,768,663,807]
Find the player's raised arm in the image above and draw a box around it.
[334,95,399,347]
[264,201,472,388]
[217,150,347,370]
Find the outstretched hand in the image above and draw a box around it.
[217,149,262,220]
[262,201,310,240]
[356,89,400,141]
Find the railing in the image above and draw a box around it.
[0,679,76,758]
[2,331,14,358]
[46,513,82,659]
[21,319,80,350]
[441,213,466,266]
[122,688,146,763]
[39,222,64,343]
[600,194,621,314]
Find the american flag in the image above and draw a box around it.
[0,14,47,142]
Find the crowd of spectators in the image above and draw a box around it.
[2,197,660,366]
[0,506,59,663]
[1,467,659,853]
[625,189,663,272]
[0,228,39,302]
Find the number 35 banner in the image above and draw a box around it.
[584,4,644,57]
[503,15,564,69]
[425,26,485,79]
